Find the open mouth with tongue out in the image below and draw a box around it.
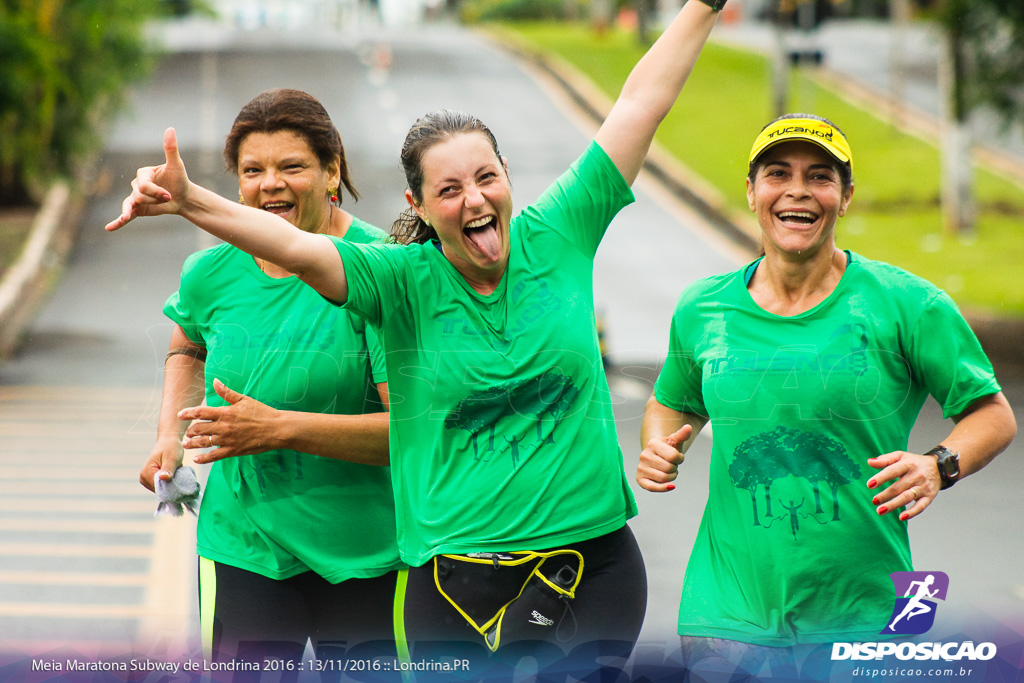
[463,215,503,261]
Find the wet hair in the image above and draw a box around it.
[747,113,853,193]
[223,89,358,202]
[390,109,503,245]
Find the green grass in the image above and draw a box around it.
[0,208,35,279]
[495,22,1024,317]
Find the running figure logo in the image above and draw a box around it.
[881,571,949,635]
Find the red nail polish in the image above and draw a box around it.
[872,497,879,505]
[666,484,676,491]
[877,506,887,515]
[867,480,877,489]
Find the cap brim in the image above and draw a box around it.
[748,118,853,169]
[750,136,850,166]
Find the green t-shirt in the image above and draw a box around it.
[164,218,404,582]
[654,252,1000,645]
[331,141,639,566]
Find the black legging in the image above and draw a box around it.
[398,525,647,681]
[199,559,399,672]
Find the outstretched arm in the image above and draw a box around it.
[179,379,390,466]
[105,128,349,303]
[637,394,708,492]
[595,0,721,185]
[868,392,1016,521]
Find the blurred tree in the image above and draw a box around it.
[635,0,655,45]
[768,0,1023,234]
[842,0,889,16]
[924,0,1024,233]
[767,0,834,117]
[0,0,162,206]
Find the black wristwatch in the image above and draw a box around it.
[695,0,728,10]
[924,446,960,490]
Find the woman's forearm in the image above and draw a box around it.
[107,128,350,302]
[595,0,719,184]
[141,328,207,491]
[618,1,719,123]
[640,395,706,454]
[158,328,207,443]
[181,379,391,466]
[941,391,1017,479]
[180,184,349,302]
[267,411,391,466]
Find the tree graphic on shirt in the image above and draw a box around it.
[443,371,580,467]
[817,444,862,521]
[729,432,779,525]
[508,370,580,445]
[729,427,860,536]
[444,384,513,462]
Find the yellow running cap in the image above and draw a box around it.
[748,117,852,169]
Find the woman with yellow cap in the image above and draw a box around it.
[636,113,1016,676]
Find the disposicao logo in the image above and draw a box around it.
[831,571,997,662]
[882,571,949,635]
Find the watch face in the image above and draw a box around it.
[927,447,960,489]
[941,456,960,477]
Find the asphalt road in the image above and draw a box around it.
[0,17,1021,676]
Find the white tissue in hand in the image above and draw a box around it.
[155,466,201,517]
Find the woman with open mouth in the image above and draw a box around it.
[138,89,403,668]
[108,0,728,673]
[636,113,1016,679]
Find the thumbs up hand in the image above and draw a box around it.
[636,423,694,493]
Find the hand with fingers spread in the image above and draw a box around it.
[180,379,280,464]
[105,127,189,232]
[637,424,692,493]
[867,451,942,521]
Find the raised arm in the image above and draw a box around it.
[595,0,721,185]
[105,128,349,303]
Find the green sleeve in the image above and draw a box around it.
[653,305,707,417]
[366,323,387,385]
[519,140,634,259]
[327,237,406,328]
[908,291,1001,419]
[162,252,206,346]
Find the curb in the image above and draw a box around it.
[0,182,82,359]
[485,26,1023,368]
